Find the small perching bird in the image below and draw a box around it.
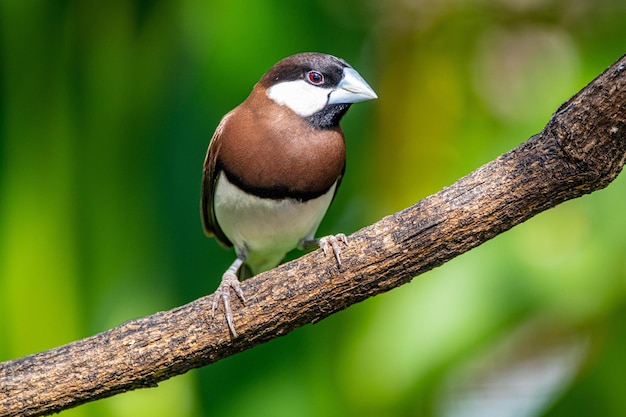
[201,52,377,336]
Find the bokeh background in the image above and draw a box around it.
[2,0,626,416]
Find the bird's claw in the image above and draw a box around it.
[319,233,348,267]
[211,271,246,337]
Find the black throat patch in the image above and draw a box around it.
[305,103,351,130]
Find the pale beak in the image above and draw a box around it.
[327,67,378,105]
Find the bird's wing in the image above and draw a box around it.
[201,113,233,247]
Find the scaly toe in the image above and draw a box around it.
[319,234,349,267]
[211,271,245,337]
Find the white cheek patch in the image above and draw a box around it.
[266,80,331,117]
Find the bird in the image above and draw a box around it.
[201,52,377,336]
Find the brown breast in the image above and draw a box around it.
[217,85,346,200]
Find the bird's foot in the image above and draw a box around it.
[211,271,246,337]
[318,233,348,267]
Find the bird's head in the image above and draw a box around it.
[261,52,377,129]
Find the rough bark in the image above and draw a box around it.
[1,54,626,417]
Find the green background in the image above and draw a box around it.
[2,1,626,416]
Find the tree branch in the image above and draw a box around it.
[2,54,626,417]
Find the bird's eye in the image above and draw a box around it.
[306,70,324,85]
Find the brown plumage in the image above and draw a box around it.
[201,83,346,247]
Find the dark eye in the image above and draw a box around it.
[306,70,324,85]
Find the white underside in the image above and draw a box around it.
[214,172,336,274]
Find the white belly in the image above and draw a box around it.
[214,172,336,273]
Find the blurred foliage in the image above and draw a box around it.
[1,0,626,416]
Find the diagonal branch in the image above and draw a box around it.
[2,54,626,417]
